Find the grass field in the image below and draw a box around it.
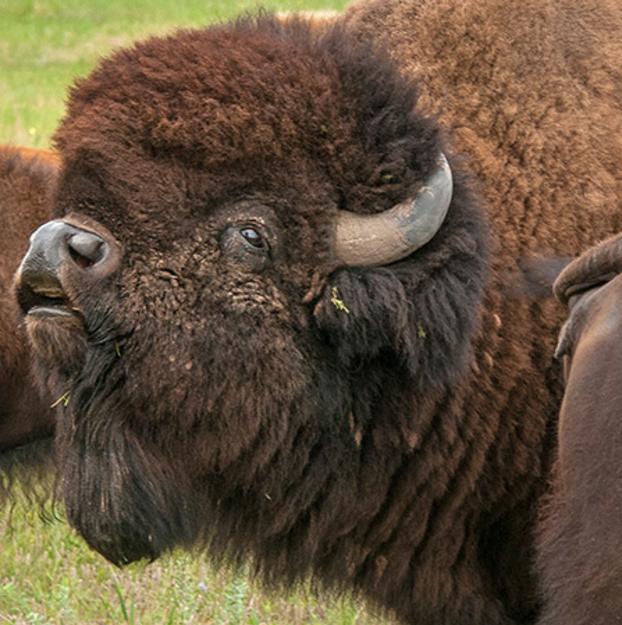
[0,1,385,623]
[2,502,379,625]
[0,0,348,146]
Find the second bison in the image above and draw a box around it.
[0,148,55,479]
[10,2,622,625]
[535,236,622,625]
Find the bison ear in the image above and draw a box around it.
[311,265,478,391]
[312,268,409,366]
[312,166,490,390]
[312,156,455,375]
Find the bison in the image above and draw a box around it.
[534,235,622,625]
[0,146,56,499]
[5,2,622,624]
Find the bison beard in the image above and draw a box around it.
[13,6,622,625]
[59,404,202,565]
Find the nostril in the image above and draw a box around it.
[67,232,106,269]
[19,219,121,287]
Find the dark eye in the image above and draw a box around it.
[239,226,266,249]
[220,222,272,268]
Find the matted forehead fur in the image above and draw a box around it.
[54,15,440,259]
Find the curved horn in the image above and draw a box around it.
[334,153,453,267]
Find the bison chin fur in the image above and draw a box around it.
[56,404,202,565]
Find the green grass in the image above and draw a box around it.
[1,499,379,624]
[0,0,348,147]
[0,1,385,623]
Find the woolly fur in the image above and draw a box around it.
[0,147,55,487]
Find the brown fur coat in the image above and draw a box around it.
[342,0,621,620]
[0,147,56,450]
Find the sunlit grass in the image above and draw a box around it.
[0,0,348,147]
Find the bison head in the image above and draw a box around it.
[15,15,488,571]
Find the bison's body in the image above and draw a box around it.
[0,147,55,451]
[5,2,622,625]
[535,236,622,625]
[0,146,55,499]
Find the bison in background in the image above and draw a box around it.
[0,147,55,499]
[534,235,622,625]
[3,2,622,625]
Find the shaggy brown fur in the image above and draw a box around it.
[536,238,622,625]
[9,4,622,625]
[0,146,56,449]
[0,146,56,500]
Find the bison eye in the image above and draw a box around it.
[220,222,272,269]
[239,226,266,250]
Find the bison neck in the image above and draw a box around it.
[203,290,560,625]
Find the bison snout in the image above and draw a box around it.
[16,219,121,317]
